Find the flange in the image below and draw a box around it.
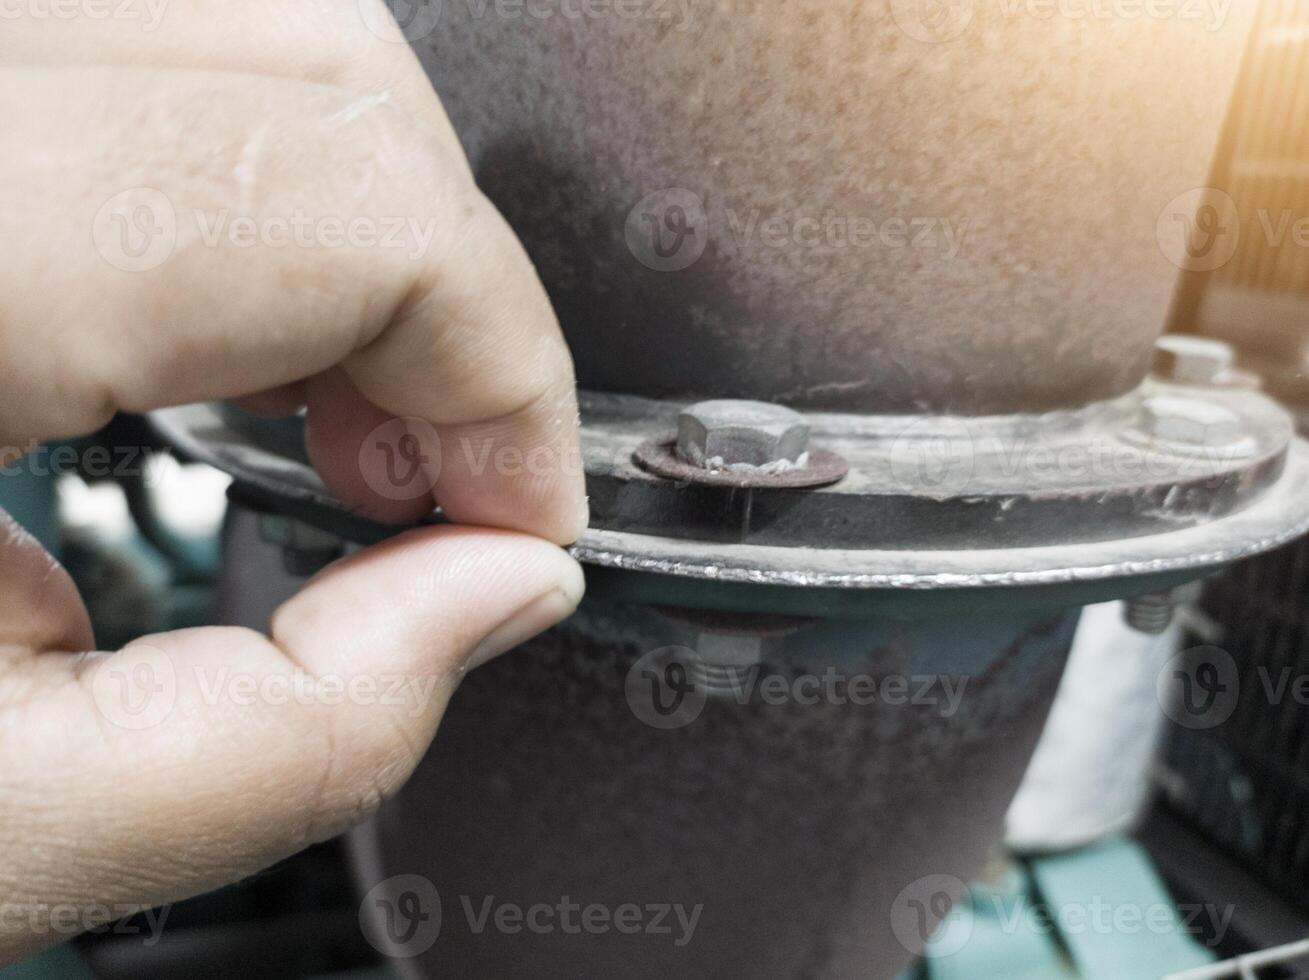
[151,376,1309,619]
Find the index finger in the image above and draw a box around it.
[0,66,588,544]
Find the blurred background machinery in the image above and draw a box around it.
[1151,1,1309,964]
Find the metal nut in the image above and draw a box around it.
[1153,334,1236,385]
[1141,395,1244,449]
[676,399,810,469]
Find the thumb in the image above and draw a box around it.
[0,523,582,965]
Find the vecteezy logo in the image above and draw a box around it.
[889,873,971,958]
[889,0,975,44]
[888,417,976,497]
[358,0,443,42]
[88,643,178,731]
[359,874,442,958]
[358,417,442,501]
[1157,645,1240,730]
[625,646,708,730]
[92,188,178,273]
[625,189,710,272]
[1156,187,1241,273]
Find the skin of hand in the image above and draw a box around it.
[0,1,589,964]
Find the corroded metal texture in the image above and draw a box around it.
[151,398,1309,624]
[413,3,1255,414]
[633,436,850,488]
[354,601,1079,978]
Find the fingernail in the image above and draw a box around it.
[570,496,592,543]
[467,587,579,671]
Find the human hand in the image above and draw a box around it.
[0,1,586,963]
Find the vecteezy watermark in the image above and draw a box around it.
[1157,190,1309,273]
[1156,187,1242,273]
[889,0,975,44]
[92,188,440,273]
[889,873,1236,958]
[889,418,978,497]
[625,188,711,272]
[0,0,169,29]
[625,646,970,730]
[88,643,178,732]
[358,417,443,502]
[92,188,177,273]
[191,211,437,260]
[456,896,702,946]
[982,895,1235,948]
[624,188,970,272]
[894,883,1236,958]
[890,0,1234,43]
[0,440,172,486]
[359,0,695,43]
[1001,0,1233,30]
[358,0,444,42]
[1252,666,1309,710]
[725,209,969,260]
[88,644,445,732]
[1156,645,1240,731]
[190,669,443,714]
[355,422,586,500]
[359,875,703,956]
[885,415,1254,498]
[359,875,443,958]
[624,646,710,731]
[890,874,972,957]
[0,903,171,946]
[1158,645,1309,732]
[343,402,1250,502]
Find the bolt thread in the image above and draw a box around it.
[688,661,754,698]
[1125,594,1176,635]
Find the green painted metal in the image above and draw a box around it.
[924,838,1218,980]
[1027,838,1217,980]
[0,449,61,558]
[928,867,1075,980]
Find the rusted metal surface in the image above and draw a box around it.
[354,601,1080,979]
[633,436,849,489]
[151,399,1309,614]
[413,4,1255,414]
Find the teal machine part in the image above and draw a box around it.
[0,447,61,557]
[923,838,1216,980]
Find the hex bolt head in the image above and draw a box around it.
[676,399,811,469]
[1141,395,1244,450]
[1153,335,1236,385]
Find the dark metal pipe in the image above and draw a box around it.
[413,3,1254,413]
[356,603,1079,978]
